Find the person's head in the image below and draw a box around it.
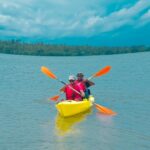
[77,73,84,81]
[68,75,76,84]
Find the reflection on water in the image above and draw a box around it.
[96,113,114,126]
[55,109,92,136]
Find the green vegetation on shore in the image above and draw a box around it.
[0,40,149,56]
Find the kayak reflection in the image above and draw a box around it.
[55,109,92,136]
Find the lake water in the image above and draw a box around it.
[0,52,150,150]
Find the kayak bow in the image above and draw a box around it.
[56,96,94,117]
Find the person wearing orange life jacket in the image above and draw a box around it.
[60,75,85,101]
[75,73,95,98]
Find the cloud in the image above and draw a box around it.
[138,9,150,26]
[83,0,150,35]
[0,0,150,39]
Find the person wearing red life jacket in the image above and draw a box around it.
[60,75,85,101]
[75,73,95,98]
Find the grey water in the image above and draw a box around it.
[0,52,150,150]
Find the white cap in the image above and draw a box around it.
[69,75,76,80]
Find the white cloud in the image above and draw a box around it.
[0,0,150,38]
[83,0,150,35]
[138,9,150,26]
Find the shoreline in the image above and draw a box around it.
[0,50,150,57]
[0,40,150,56]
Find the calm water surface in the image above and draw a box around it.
[0,52,150,150]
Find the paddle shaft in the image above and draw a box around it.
[56,78,81,95]
[88,75,94,81]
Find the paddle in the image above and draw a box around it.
[50,66,112,101]
[50,92,63,101]
[41,66,81,95]
[95,103,116,115]
[50,94,60,101]
[41,66,117,115]
[88,66,111,80]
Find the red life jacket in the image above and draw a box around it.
[65,84,82,100]
[75,80,86,91]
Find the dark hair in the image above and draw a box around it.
[77,73,84,77]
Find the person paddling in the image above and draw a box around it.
[75,73,95,98]
[60,75,85,101]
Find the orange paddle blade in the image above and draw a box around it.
[41,66,57,79]
[50,95,60,101]
[94,66,111,77]
[95,103,117,115]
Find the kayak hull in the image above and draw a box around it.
[56,97,94,117]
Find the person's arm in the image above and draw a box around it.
[77,84,85,98]
[84,79,95,87]
[80,90,85,98]
[60,86,66,92]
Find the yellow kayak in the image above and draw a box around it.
[55,109,92,136]
[55,96,94,117]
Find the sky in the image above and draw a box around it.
[0,0,150,46]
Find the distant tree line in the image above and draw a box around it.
[0,40,149,56]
